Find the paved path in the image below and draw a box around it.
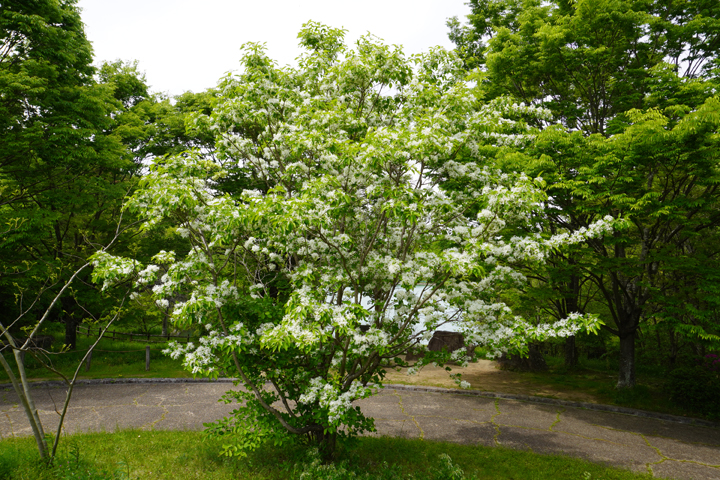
[1,381,719,479]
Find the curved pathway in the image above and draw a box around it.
[1,380,718,479]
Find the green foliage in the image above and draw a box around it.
[98,60,150,108]
[295,448,402,480]
[536,98,720,336]
[0,0,153,350]
[449,0,720,134]
[294,450,474,480]
[428,453,470,480]
[667,366,720,418]
[142,89,218,160]
[449,0,720,384]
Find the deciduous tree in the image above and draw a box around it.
[0,2,147,348]
[93,23,607,458]
[448,0,720,386]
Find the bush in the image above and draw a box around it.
[701,353,720,373]
[666,366,720,417]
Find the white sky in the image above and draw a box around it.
[77,0,471,96]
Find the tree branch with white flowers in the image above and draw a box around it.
[90,22,613,460]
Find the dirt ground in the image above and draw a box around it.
[382,357,602,404]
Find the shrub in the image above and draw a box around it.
[667,366,720,417]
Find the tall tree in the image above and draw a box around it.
[0,1,142,348]
[449,0,720,387]
[448,0,720,134]
[528,98,720,387]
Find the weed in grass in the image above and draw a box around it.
[113,459,131,480]
[430,453,471,480]
[293,448,485,479]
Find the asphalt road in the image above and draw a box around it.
[1,380,719,479]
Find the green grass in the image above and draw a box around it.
[0,333,189,383]
[0,431,654,480]
[513,355,700,419]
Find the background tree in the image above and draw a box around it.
[448,0,720,134]
[527,98,720,387]
[0,1,147,349]
[448,0,720,387]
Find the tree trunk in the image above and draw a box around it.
[528,342,548,371]
[617,331,636,389]
[564,335,578,367]
[64,316,78,350]
[653,320,664,366]
[0,349,48,458]
[310,430,337,462]
[668,329,678,369]
[61,295,78,350]
[499,343,548,372]
[562,270,581,368]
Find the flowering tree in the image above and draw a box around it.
[91,23,611,458]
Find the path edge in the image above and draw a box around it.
[1,377,717,428]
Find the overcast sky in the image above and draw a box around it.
[77,0,471,96]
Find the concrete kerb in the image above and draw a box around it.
[1,378,718,429]
[0,377,239,390]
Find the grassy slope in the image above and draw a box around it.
[506,356,687,417]
[0,334,191,382]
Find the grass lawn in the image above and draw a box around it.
[0,431,654,480]
[0,334,191,383]
[513,356,697,419]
